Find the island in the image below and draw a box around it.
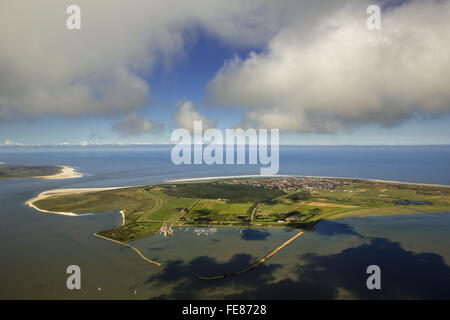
[0,164,82,180]
[27,176,450,243]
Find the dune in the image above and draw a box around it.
[36,166,83,180]
[165,174,290,182]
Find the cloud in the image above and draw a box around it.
[172,100,216,132]
[4,0,449,133]
[0,139,25,146]
[112,113,163,137]
[207,0,450,132]
[0,0,300,121]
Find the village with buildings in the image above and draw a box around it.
[220,176,355,192]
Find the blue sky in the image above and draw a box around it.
[1,0,449,146]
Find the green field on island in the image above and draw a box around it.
[0,165,61,179]
[30,177,450,242]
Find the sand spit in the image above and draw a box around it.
[120,210,125,226]
[35,166,83,180]
[25,187,129,216]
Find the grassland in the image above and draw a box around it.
[162,182,285,203]
[185,199,254,224]
[33,186,198,242]
[0,165,61,179]
[28,178,450,242]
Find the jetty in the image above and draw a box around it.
[196,230,304,280]
[93,233,162,267]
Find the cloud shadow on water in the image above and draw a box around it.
[226,237,450,299]
[313,220,363,238]
[145,253,282,299]
[240,229,271,241]
[145,237,450,299]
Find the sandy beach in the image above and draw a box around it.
[165,174,290,183]
[36,166,83,180]
[25,187,129,216]
[367,179,450,188]
[294,175,450,188]
[166,174,450,187]
[120,210,125,226]
[26,175,449,218]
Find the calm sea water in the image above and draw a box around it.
[0,145,449,299]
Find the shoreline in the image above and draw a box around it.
[26,200,84,216]
[26,175,449,217]
[165,174,450,188]
[166,175,290,183]
[93,233,162,267]
[120,210,125,226]
[25,187,131,216]
[35,166,83,180]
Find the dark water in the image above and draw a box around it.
[395,200,431,205]
[0,145,449,299]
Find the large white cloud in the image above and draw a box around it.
[0,0,302,120]
[172,100,216,132]
[3,0,449,133]
[207,0,450,132]
[112,113,163,137]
